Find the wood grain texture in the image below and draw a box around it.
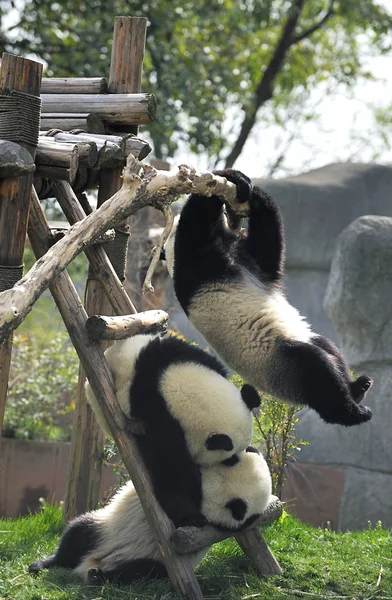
[27,195,204,600]
[40,113,106,133]
[235,527,283,575]
[41,77,108,94]
[171,497,283,554]
[44,131,151,160]
[0,53,42,447]
[41,93,156,125]
[85,310,168,340]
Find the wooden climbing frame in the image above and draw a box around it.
[0,16,283,600]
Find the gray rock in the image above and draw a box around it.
[339,467,392,531]
[254,162,392,270]
[324,215,392,365]
[294,364,392,473]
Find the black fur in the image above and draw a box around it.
[221,454,240,466]
[29,515,99,574]
[128,334,235,528]
[240,384,261,410]
[225,498,247,521]
[205,433,234,452]
[172,168,373,427]
[87,559,167,585]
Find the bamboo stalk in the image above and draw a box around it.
[41,93,156,125]
[85,310,168,340]
[41,77,108,94]
[0,53,42,447]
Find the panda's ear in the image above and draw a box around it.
[245,445,260,455]
[240,383,261,410]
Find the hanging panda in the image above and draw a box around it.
[163,168,373,427]
[29,446,272,585]
[85,333,260,527]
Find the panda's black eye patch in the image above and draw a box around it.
[221,454,239,467]
[205,433,234,452]
[226,498,247,521]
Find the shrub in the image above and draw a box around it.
[230,374,308,497]
[3,333,79,441]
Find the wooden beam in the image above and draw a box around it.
[40,113,106,134]
[41,131,152,160]
[27,194,204,600]
[85,310,168,340]
[41,93,156,125]
[0,53,42,447]
[170,497,283,554]
[41,77,108,94]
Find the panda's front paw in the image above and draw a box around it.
[213,169,253,204]
[28,561,43,575]
[350,375,373,404]
[87,568,106,585]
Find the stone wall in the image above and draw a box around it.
[284,215,392,530]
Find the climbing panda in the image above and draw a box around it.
[163,168,373,427]
[86,333,260,527]
[28,446,272,586]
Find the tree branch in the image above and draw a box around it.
[0,156,246,341]
[224,0,307,168]
[292,0,335,44]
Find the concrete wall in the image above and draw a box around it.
[0,438,117,518]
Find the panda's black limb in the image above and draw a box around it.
[87,559,167,586]
[268,339,372,426]
[28,515,99,574]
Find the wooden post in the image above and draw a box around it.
[0,53,42,446]
[64,16,148,521]
[28,193,204,600]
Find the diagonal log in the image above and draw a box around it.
[0,156,244,341]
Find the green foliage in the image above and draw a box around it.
[230,374,307,497]
[3,332,79,441]
[1,506,391,600]
[3,0,391,162]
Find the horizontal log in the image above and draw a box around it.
[86,310,168,340]
[170,496,283,554]
[36,138,80,170]
[41,93,156,125]
[39,137,99,168]
[41,77,108,94]
[34,165,77,185]
[40,131,151,160]
[40,114,105,134]
[0,140,35,178]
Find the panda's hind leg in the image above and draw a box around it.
[311,336,373,403]
[90,559,167,585]
[266,339,372,426]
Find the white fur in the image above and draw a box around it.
[74,480,208,580]
[85,334,155,437]
[188,271,312,391]
[160,362,253,466]
[87,334,253,465]
[200,450,272,530]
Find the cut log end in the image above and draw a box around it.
[85,310,169,341]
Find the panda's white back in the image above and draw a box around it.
[188,271,312,390]
[74,480,208,580]
[85,334,155,437]
[159,362,253,466]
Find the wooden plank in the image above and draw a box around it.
[0,53,42,447]
[40,114,105,133]
[41,77,108,94]
[27,193,204,600]
[41,93,156,125]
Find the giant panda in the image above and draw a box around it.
[86,333,260,527]
[163,168,373,427]
[28,446,272,585]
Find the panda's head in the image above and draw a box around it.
[200,446,272,531]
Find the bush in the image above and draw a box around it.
[230,374,308,497]
[2,333,79,441]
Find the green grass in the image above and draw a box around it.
[0,507,391,600]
